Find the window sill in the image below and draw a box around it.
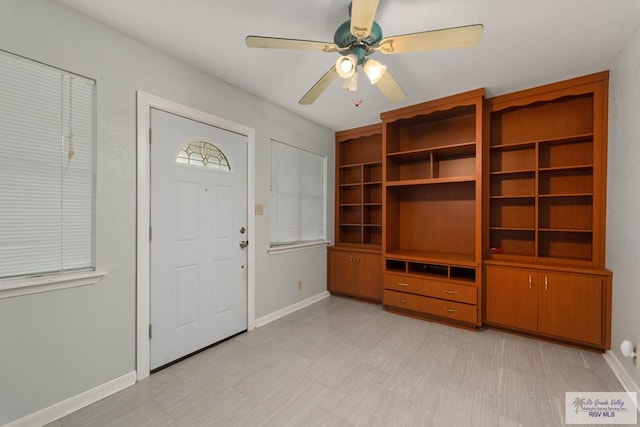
[267,240,330,255]
[0,270,107,299]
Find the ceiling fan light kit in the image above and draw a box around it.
[363,58,386,84]
[336,54,358,78]
[342,72,359,92]
[245,0,483,105]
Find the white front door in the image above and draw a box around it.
[150,108,248,370]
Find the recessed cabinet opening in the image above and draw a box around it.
[538,169,593,195]
[363,163,382,183]
[538,231,592,260]
[339,134,382,166]
[489,230,535,256]
[490,94,594,145]
[339,225,362,244]
[339,205,362,225]
[363,205,382,225]
[386,107,476,153]
[339,185,361,205]
[408,262,448,277]
[490,198,535,229]
[385,182,476,261]
[339,166,361,185]
[538,137,593,169]
[450,267,476,282]
[363,184,381,204]
[490,173,535,197]
[386,259,406,273]
[384,259,477,284]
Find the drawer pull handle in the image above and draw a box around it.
[398,282,409,287]
[399,299,407,303]
[446,308,458,313]
[443,290,458,295]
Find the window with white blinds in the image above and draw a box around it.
[0,50,95,279]
[270,140,326,247]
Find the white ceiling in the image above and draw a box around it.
[56,0,640,132]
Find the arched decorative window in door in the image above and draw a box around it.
[175,140,231,171]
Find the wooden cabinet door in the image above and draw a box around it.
[354,252,382,301]
[328,249,355,295]
[538,272,603,346]
[485,265,537,332]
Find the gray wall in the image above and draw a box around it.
[0,0,333,424]
[608,23,640,388]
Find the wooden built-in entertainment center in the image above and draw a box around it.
[328,71,612,351]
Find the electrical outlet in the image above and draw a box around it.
[298,280,302,290]
[255,203,264,215]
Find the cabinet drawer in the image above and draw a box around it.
[383,289,477,324]
[384,273,476,304]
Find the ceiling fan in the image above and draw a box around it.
[245,0,483,105]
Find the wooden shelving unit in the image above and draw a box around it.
[326,72,612,350]
[335,124,383,249]
[483,72,612,350]
[381,89,484,328]
[328,124,383,302]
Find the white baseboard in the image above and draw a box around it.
[254,291,330,328]
[6,371,136,427]
[603,350,640,412]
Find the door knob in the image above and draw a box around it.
[239,240,249,249]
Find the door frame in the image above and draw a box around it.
[136,91,256,380]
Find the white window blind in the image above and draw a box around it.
[0,50,95,279]
[270,140,326,246]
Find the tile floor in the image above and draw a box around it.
[48,296,625,426]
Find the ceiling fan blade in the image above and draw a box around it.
[350,0,380,40]
[377,24,483,54]
[375,70,406,103]
[246,36,340,53]
[299,65,339,105]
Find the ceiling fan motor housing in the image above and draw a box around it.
[334,20,383,64]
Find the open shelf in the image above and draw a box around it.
[386,151,476,182]
[363,162,382,183]
[386,176,476,187]
[335,124,383,249]
[385,181,477,261]
[539,230,593,260]
[385,249,476,267]
[487,90,602,264]
[387,141,476,158]
[490,198,535,229]
[384,258,476,283]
